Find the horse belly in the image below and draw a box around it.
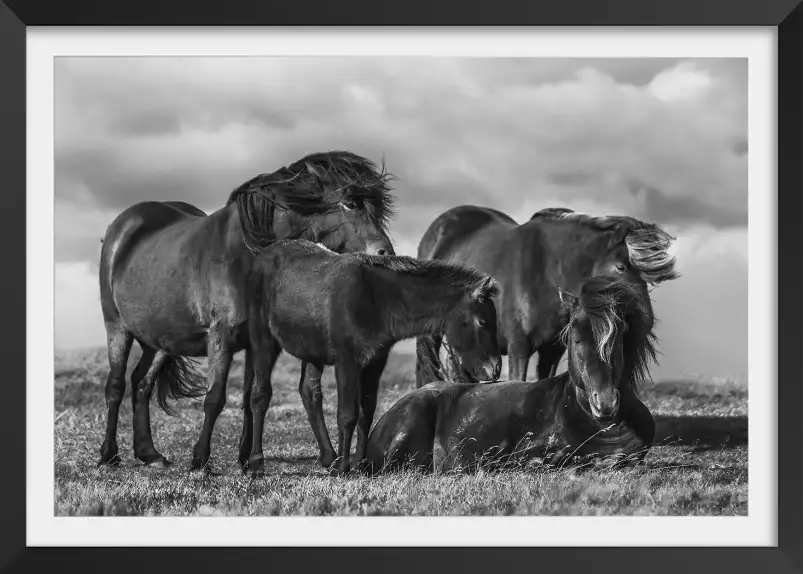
[116,290,209,355]
[268,304,333,365]
[112,246,212,356]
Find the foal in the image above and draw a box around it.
[364,275,658,474]
[245,239,502,477]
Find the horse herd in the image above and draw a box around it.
[96,150,679,478]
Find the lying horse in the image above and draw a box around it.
[98,151,395,471]
[245,239,503,477]
[366,275,657,474]
[415,206,678,386]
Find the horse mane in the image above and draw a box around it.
[531,207,680,286]
[276,239,498,297]
[352,252,499,297]
[560,276,658,394]
[226,151,396,253]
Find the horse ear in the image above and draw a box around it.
[607,222,630,250]
[305,161,326,181]
[558,288,578,309]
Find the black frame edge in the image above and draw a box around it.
[1,0,802,26]
[778,2,803,571]
[0,2,27,573]
[3,1,802,573]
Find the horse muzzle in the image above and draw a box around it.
[589,389,620,422]
[480,357,502,383]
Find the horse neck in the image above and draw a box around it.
[201,202,254,255]
[374,269,465,342]
[517,220,603,288]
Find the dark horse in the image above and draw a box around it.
[98,151,395,471]
[415,206,679,386]
[365,275,657,474]
[245,239,503,477]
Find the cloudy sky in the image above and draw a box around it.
[55,57,748,382]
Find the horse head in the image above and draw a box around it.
[533,207,680,331]
[558,276,657,423]
[228,151,396,256]
[442,275,503,383]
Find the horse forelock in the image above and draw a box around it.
[623,226,680,286]
[226,151,397,253]
[564,277,658,393]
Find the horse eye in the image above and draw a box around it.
[476,318,487,328]
[477,296,485,304]
[615,263,626,272]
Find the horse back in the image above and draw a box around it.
[100,202,204,309]
[417,205,518,263]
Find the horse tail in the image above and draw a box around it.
[153,355,207,415]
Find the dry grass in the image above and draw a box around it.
[54,347,748,516]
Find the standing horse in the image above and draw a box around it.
[415,206,678,386]
[365,276,657,474]
[245,240,502,477]
[98,151,395,471]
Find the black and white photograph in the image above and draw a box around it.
[48,42,761,528]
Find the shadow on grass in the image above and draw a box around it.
[654,415,747,451]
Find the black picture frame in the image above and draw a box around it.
[1,1,800,573]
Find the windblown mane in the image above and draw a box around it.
[226,151,396,253]
[531,207,679,286]
[351,251,499,296]
[285,239,498,296]
[561,276,658,393]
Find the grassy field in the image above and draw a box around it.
[54,346,748,516]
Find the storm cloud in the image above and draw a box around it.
[54,57,748,381]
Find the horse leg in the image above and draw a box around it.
[332,360,362,476]
[620,392,656,463]
[131,347,171,466]
[353,348,389,466]
[536,340,566,381]
[238,349,254,470]
[248,337,282,478]
[191,326,233,471]
[98,323,133,466]
[507,338,532,381]
[415,334,443,388]
[298,361,336,468]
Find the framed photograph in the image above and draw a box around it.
[2,0,801,572]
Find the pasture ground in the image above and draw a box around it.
[54,347,748,516]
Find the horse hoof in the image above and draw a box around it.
[249,468,265,480]
[318,452,336,468]
[146,457,171,469]
[329,465,351,478]
[97,456,120,468]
